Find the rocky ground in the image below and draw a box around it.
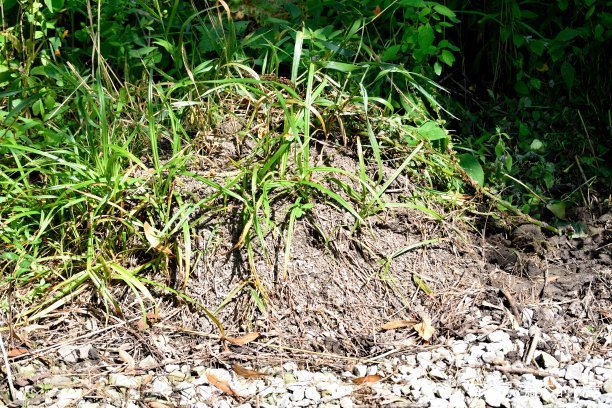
[2,322,610,407]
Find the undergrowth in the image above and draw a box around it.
[0,0,609,331]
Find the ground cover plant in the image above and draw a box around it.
[0,0,609,362]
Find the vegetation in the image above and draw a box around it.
[0,0,609,327]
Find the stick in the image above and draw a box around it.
[523,326,541,365]
[0,331,16,402]
[493,365,559,378]
[499,288,522,324]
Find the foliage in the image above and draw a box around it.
[0,0,609,325]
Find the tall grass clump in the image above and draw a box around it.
[0,0,490,326]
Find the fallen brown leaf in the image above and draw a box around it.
[414,316,435,342]
[148,402,171,408]
[380,319,417,331]
[352,374,382,384]
[233,363,267,379]
[7,348,28,358]
[206,372,235,395]
[117,348,135,367]
[222,332,259,346]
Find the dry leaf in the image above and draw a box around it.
[233,363,267,379]
[7,348,28,357]
[206,372,235,395]
[146,310,159,322]
[143,222,173,255]
[142,373,153,387]
[136,319,149,331]
[222,332,259,346]
[148,402,171,408]
[380,319,417,331]
[117,348,135,367]
[352,374,382,384]
[413,316,435,342]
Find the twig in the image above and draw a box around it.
[0,330,17,401]
[499,288,522,324]
[493,365,559,378]
[540,269,549,300]
[523,326,541,365]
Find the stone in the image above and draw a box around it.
[464,333,477,342]
[339,397,353,408]
[604,379,612,394]
[289,387,304,401]
[451,341,469,354]
[534,351,559,369]
[483,386,508,407]
[488,330,510,343]
[429,398,449,408]
[149,377,173,397]
[57,346,81,364]
[565,363,585,381]
[164,364,180,373]
[294,370,314,382]
[449,390,467,408]
[304,386,320,401]
[436,384,453,399]
[139,355,158,370]
[429,367,448,380]
[482,351,505,365]
[511,396,543,408]
[573,385,601,401]
[352,364,367,377]
[468,398,486,408]
[55,388,83,408]
[109,374,142,389]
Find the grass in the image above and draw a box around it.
[0,1,531,333]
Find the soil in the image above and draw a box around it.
[2,134,610,404]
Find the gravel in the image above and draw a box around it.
[4,326,611,407]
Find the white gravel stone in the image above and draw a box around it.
[339,397,353,408]
[565,363,585,380]
[139,355,158,369]
[109,374,142,389]
[534,351,559,368]
[295,370,314,382]
[55,388,83,407]
[603,379,612,393]
[488,330,510,343]
[429,398,449,408]
[449,390,467,408]
[291,387,305,402]
[464,333,477,342]
[451,341,469,354]
[436,384,453,399]
[482,351,505,364]
[468,398,486,408]
[165,364,180,373]
[149,377,173,397]
[483,385,509,407]
[429,367,448,380]
[304,386,320,401]
[511,396,543,408]
[352,364,367,377]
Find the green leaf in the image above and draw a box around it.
[417,121,448,141]
[530,139,543,150]
[418,24,434,49]
[44,0,63,13]
[527,40,546,56]
[382,45,402,61]
[412,274,433,295]
[458,153,485,186]
[558,0,569,11]
[434,62,442,76]
[439,49,455,66]
[560,62,575,88]
[546,200,566,220]
[433,4,458,22]
[555,28,581,43]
